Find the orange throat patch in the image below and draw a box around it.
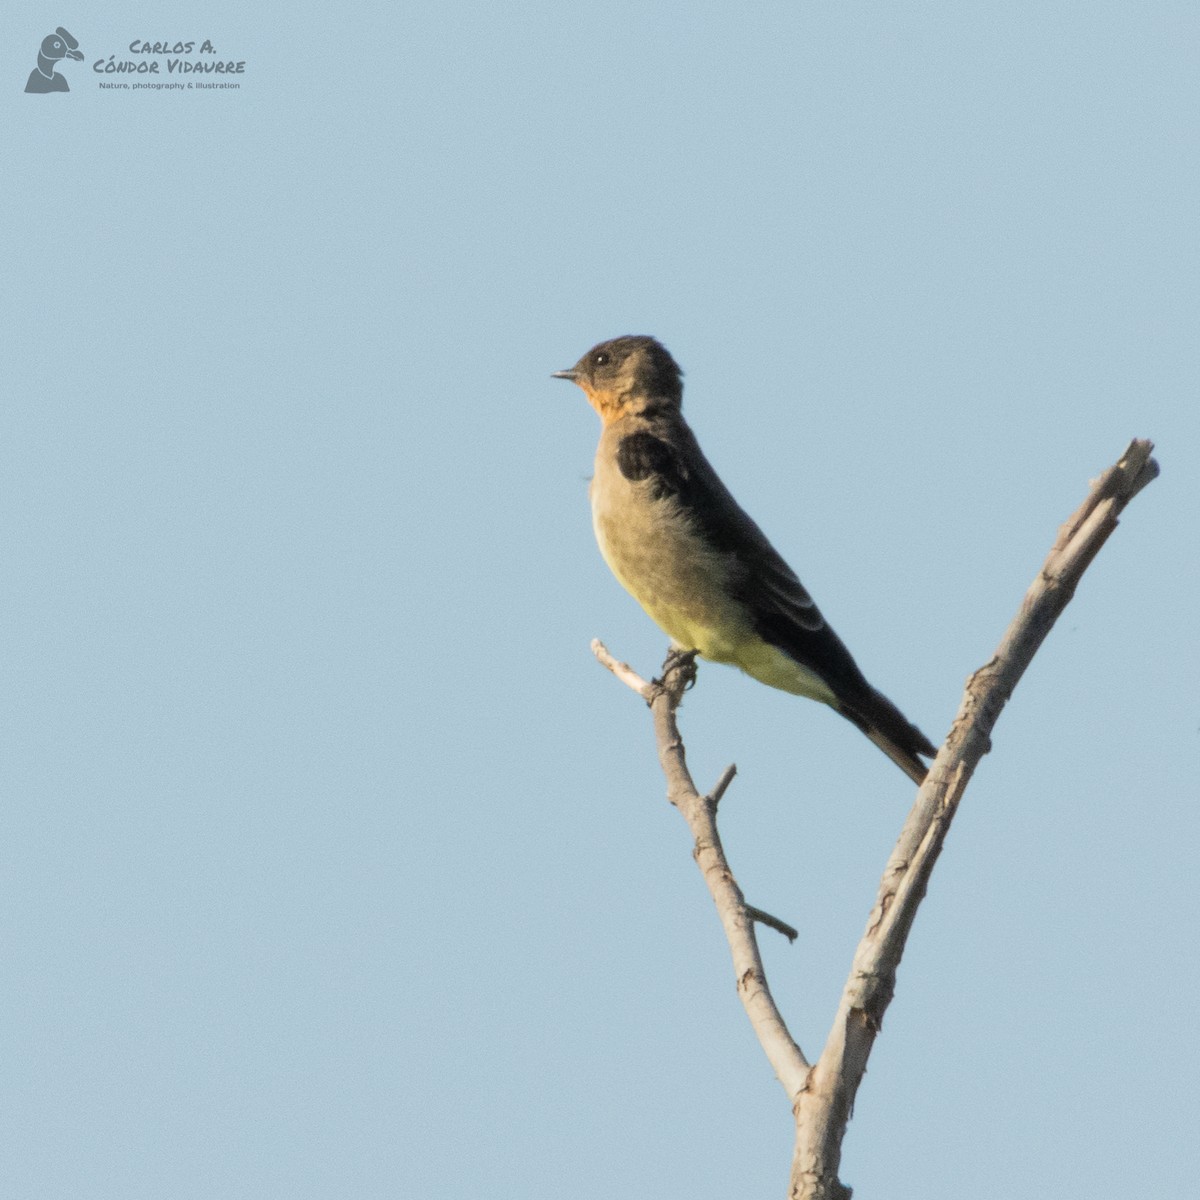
[580,386,626,425]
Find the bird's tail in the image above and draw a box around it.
[837,687,936,785]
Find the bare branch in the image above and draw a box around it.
[789,438,1159,1197]
[592,441,1157,1200]
[596,645,812,1090]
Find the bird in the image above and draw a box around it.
[554,335,936,784]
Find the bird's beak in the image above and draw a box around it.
[67,50,84,60]
[551,369,578,382]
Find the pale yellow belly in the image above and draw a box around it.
[591,496,836,705]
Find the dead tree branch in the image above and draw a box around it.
[791,438,1158,1197]
[594,440,1157,1200]
[592,640,812,1094]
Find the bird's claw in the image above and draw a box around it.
[650,647,698,703]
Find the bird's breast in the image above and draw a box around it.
[589,438,752,661]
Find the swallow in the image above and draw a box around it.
[555,335,936,784]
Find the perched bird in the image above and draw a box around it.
[554,335,936,784]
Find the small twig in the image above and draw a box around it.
[591,638,652,700]
[747,906,799,943]
[707,763,738,810]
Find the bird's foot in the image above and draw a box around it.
[650,646,698,705]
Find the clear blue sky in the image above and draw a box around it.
[4,4,1196,1197]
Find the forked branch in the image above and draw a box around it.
[592,640,811,1094]
[593,440,1158,1200]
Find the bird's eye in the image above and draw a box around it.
[593,352,609,367]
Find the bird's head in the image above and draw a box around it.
[553,336,683,423]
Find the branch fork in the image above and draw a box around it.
[591,440,1157,1199]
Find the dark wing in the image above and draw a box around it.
[616,424,868,692]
